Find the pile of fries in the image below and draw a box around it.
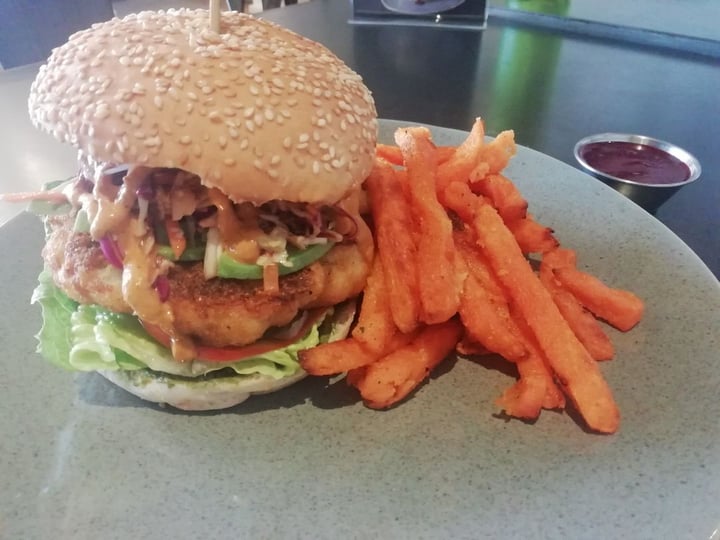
[300,119,644,434]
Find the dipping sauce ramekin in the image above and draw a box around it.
[574,133,701,213]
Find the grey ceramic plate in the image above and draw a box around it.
[2,120,719,540]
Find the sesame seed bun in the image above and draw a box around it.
[28,9,378,205]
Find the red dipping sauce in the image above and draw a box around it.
[579,141,691,185]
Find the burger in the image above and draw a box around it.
[26,9,377,410]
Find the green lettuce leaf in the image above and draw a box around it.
[31,271,79,369]
[31,274,326,380]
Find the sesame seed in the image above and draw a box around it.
[224,157,236,166]
[312,161,320,174]
[282,137,292,149]
[268,170,279,179]
[271,155,281,165]
[179,135,192,145]
[299,133,309,143]
[253,159,263,170]
[153,96,163,110]
[94,104,110,119]
[243,106,254,118]
[143,136,161,148]
[218,135,228,148]
[240,138,249,150]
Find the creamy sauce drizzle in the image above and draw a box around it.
[208,188,264,263]
[89,166,196,361]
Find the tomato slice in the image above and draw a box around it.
[140,308,327,363]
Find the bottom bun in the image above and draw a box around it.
[98,369,308,411]
[97,300,357,411]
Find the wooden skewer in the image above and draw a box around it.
[209,0,221,33]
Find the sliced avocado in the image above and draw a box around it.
[73,209,90,233]
[27,178,74,217]
[157,245,206,261]
[217,242,334,279]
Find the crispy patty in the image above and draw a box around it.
[43,215,372,347]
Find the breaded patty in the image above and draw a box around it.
[43,215,129,314]
[43,215,371,347]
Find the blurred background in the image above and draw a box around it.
[1,0,717,70]
[0,0,311,69]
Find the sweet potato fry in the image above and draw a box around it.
[436,146,457,164]
[366,158,421,333]
[299,338,376,376]
[299,332,415,376]
[345,366,368,387]
[509,306,566,411]
[351,319,463,409]
[538,248,614,361]
[439,180,480,224]
[495,373,546,420]
[351,255,396,354]
[553,267,645,332]
[494,301,567,419]
[477,130,517,176]
[507,215,559,255]
[395,127,461,324]
[455,231,526,361]
[377,143,456,167]
[542,247,577,270]
[471,173,527,222]
[437,117,486,191]
[459,273,526,362]
[456,338,491,357]
[472,200,620,434]
[550,288,615,361]
[375,143,404,166]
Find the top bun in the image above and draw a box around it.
[28,9,377,204]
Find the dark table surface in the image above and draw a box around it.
[265,0,719,278]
